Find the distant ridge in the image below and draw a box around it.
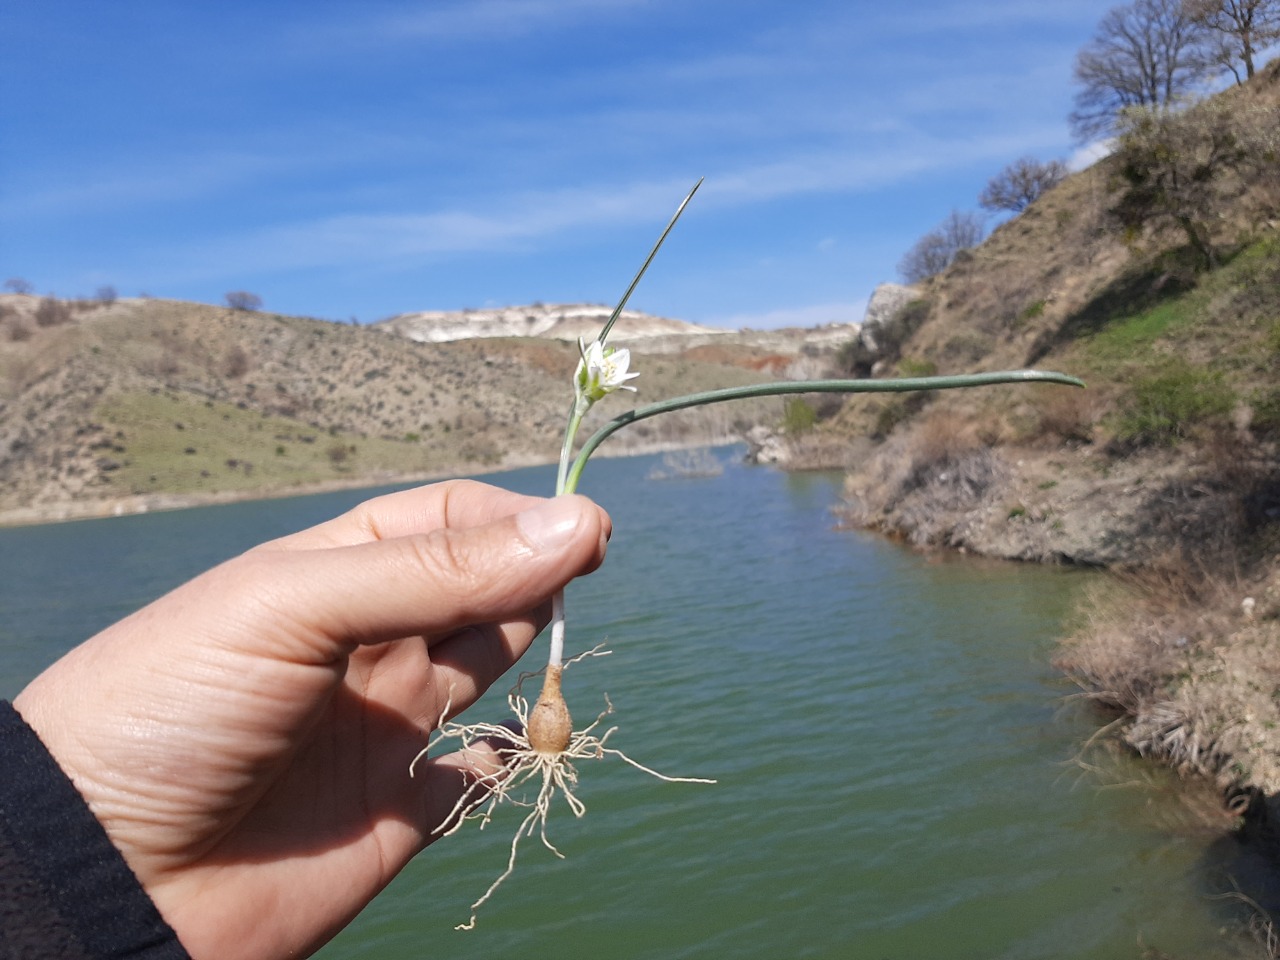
[372,302,730,344]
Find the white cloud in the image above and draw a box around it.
[1068,139,1113,171]
[293,0,660,52]
[141,118,1074,285]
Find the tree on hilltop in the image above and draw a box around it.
[225,291,263,311]
[979,157,1070,213]
[1183,0,1280,83]
[1070,0,1209,141]
[898,210,986,284]
[1111,96,1280,269]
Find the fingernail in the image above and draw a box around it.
[516,497,582,552]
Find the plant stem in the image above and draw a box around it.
[548,590,566,669]
[546,180,703,670]
[555,403,584,497]
[561,370,1084,494]
[549,404,584,670]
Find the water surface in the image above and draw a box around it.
[0,452,1252,958]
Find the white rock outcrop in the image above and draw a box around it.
[857,283,918,355]
[373,303,726,344]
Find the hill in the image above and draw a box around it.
[0,295,848,525]
[782,61,1280,827]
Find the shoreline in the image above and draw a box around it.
[0,437,747,530]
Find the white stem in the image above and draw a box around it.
[548,590,566,668]
[549,399,588,671]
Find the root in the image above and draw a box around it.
[410,645,714,930]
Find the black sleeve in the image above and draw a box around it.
[0,701,190,960]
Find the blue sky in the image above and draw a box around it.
[1,0,1119,329]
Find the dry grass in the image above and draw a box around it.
[1057,553,1280,795]
[0,294,795,520]
[1032,388,1102,445]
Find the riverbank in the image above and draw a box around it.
[0,437,749,528]
[829,425,1280,865]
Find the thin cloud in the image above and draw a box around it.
[292,0,659,53]
[145,121,1071,284]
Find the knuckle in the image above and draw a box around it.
[402,529,486,597]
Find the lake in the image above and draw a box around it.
[0,450,1256,958]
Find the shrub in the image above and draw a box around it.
[940,331,993,365]
[34,297,72,327]
[909,409,980,472]
[871,392,930,439]
[1021,299,1047,321]
[782,397,818,435]
[1113,360,1234,446]
[897,357,937,378]
[221,345,251,379]
[226,291,263,311]
[1035,389,1097,444]
[4,316,33,342]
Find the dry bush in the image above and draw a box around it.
[1059,546,1280,799]
[1033,388,1101,444]
[905,409,982,480]
[221,344,251,379]
[1056,574,1219,741]
[1134,435,1280,581]
[34,297,72,328]
[894,410,1009,540]
[939,331,994,366]
[982,259,1044,332]
[3,314,33,342]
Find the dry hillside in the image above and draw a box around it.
[795,61,1280,838]
[0,296,822,524]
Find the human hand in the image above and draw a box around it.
[13,480,611,960]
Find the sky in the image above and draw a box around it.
[1,0,1122,330]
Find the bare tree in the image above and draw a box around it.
[941,209,986,251]
[1183,0,1280,82]
[95,285,118,305]
[3,278,33,294]
[1111,97,1279,268]
[1070,0,1210,141]
[898,210,987,283]
[979,157,1071,213]
[225,290,263,311]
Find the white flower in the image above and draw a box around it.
[574,338,639,409]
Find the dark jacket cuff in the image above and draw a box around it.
[0,700,190,959]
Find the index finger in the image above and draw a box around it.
[263,480,549,552]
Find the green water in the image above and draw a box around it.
[0,452,1257,958]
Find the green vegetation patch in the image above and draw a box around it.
[1085,299,1195,368]
[96,391,447,496]
[1111,359,1234,447]
[1057,236,1278,444]
[782,397,818,435]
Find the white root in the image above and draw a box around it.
[410,645,713,930]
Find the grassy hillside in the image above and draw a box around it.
[0,297,792,521]
[812,61,1280,834]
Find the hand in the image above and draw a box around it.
[13,480,611,960]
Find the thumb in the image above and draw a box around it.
[226,494,609,664]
